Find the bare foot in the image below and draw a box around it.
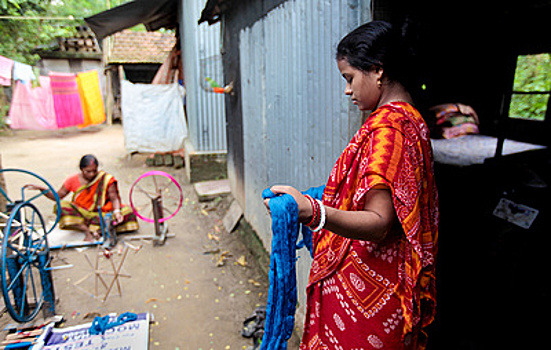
[92,230,101,240]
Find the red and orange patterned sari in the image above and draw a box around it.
[300,102,439,349]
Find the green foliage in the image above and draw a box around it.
[0,1,131,65]
[509,53,551,121]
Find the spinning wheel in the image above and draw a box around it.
[0,169,61,233]
[0,169,60,322]
[129,171,183,245]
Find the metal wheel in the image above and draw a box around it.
[129,171,183,223]
[0,168,61,234]
[1,201,54,322]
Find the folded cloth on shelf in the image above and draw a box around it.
[9,76,57,130]
[0,55,14,86]
[76,70,106,127]
[49,72,84,128]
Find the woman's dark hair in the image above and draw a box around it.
[79,154,99,169]
[336,20,418,94]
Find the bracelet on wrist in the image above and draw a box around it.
[311,199,326,233]
[304,195,319,227]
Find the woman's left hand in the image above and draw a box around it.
[114,211,124,225]
[265,185,314,223]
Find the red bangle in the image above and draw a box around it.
[304,195,319,227]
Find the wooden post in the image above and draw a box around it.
[105,67,114,126]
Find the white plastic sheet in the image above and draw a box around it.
[121,80,188,153]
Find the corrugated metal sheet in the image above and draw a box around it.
[240,0,370,245]
[181,0,227,152]
[239,0,371,312]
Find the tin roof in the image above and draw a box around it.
[107,30,176,64]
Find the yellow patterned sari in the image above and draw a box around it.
[58,171,138,233]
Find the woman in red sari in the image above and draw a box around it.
[265,21,438,349]
[28,154,138,241]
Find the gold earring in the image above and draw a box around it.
[377,80,382,88]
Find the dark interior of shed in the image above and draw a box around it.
[377,0,551,145]
[375,1,551,349]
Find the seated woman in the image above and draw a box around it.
[28,154,139,241]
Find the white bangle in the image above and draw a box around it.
[311,200,326,232]
[113,209,121,214]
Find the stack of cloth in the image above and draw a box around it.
[429,103,480,139]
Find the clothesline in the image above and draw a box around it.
[0,54,37,85]
[1,54,106,130]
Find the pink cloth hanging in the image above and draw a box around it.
[9,76,57,130]
[0,55,14,86]
[49,72,84,128]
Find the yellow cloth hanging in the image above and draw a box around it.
[76,70,106,127]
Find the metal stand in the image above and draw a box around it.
[152,196,167,246]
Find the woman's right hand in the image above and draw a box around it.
[23,184,46,191]
[23,184,68,201]
[264,185,314,223]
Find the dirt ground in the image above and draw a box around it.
[0,125,277,350]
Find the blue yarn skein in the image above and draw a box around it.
[260,185,324,350]
[89,312,138,335]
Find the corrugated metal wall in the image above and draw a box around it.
[239,0,371,313]
[181,0,227,152]
[240,0,370,247]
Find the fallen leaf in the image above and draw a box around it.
[235,255,247,267]
[216,255,226,267]
[216,251,232,267]
[83,312,101,319]
[203,247,220,255]
[201,209,209,216]
[248,279,261,287]
[145,298,158,304]
[207,233,220,242]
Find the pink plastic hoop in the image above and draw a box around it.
[129,170,183,223]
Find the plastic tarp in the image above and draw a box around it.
[121,80,188,153]
[84,0,177,41]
